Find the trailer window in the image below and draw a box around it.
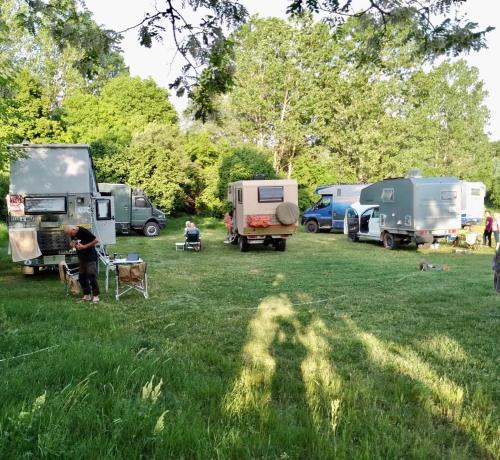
[25,196,66,214]
[135,197,150,208]
[258,186,284,203]
[237,188,243,204]
[96,199,112,220]
[381,188,394,202]
[471,188,481,196]
[441,191,457,201]
[346,208,358,219]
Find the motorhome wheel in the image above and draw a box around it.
[383,232,397,250]
[348,233,359,242]
[274,238,286,251]
[239,236,249,252]
[305,220,319,233]
[143,221,160,237]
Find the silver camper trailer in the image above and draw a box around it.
[6,144,116,272]
[345,175,461,249]
[460,181,486,227]
[227,179,299,252]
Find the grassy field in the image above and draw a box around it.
[0,219,498,459]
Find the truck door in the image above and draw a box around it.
[131,195,153,227]
[345,208,359,235]
[369,207,380,237]
[316,195,333,228]
[93,197,116,245]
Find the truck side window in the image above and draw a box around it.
[135,197,150,208]
[381,188,394,202]
[316,196,331,209]
[441,191,457,201]
[96,199,111,220]
[372,208,380,218]
[258,186,284,203]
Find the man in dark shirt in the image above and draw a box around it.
[64,225,100,303]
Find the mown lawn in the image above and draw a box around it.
[0,219,498,459]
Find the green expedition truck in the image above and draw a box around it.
[98,183,167,237]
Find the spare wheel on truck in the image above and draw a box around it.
[276,202,299,225]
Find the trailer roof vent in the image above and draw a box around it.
[406,168,422,178]
[253,174,267,180]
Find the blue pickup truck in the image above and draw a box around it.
[302,184,369,232]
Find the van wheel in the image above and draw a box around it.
[274,239,286,251]
[383,232,397,250]
[305,220,319,233]
[143,222,160,237]
[239,236,249,252]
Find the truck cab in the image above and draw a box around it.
[98,183,167,236]
[303,184,369,232]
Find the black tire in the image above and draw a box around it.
[231,235,239,245]
[143,221,160,237]
[348,233,359,242]
[274,238,286,251]
[239,236,249,252]
[382,232,397,250]
[305,220,319,233]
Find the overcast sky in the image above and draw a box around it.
[84,0,500,141]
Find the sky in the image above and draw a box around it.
[84,0,500,141]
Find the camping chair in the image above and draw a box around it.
[59,261,80,296]
[184,229,201,252]
[115,261,148,300]
[464,231,480,250]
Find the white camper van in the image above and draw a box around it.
[227,179,299,252]
[6,144,115,272]
[460,181,486,226]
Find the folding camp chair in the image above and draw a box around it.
[59,262,80,296]
[115,261,148,300]
[464,231,480,250]
[184,230,201,252]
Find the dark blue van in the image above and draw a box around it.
[302,184,369,232]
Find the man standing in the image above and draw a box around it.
[63,225,100,303]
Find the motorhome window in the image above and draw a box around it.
[372,208,380,218]
[25,196,66,214]
[316,196,331,209]
[135,197,150,208]
[381,188,394,202]
[258,186,284,203]
[471,188,481,196]
[237,189,243,203]
[96,199,111,220]
[441,191,457,201]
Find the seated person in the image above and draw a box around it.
[183,220,191,237]
[185,221,201,250]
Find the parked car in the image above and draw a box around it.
[98,183,166,236]
[227,179,299,252]
[6,144,115,273]
[302,183,369,233]
[345,175,461,249]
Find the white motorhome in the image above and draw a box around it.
[460,181,486,226]
[227,179,299,252]
[6,144,115,273]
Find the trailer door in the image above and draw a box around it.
[93,197,116,245]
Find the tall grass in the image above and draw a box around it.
[0,219,498,458]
